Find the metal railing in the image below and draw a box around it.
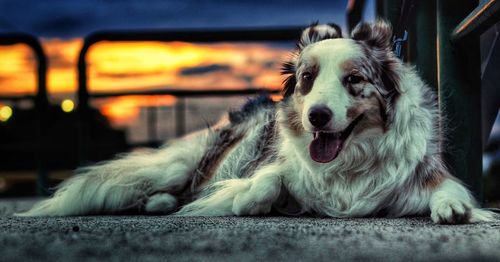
[451,0,500,43]
[0,33,49,194]
[76,26,302,163]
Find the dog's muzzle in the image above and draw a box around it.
[309,114,364,163]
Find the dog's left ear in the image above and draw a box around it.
[351,20,392,50]
[298,22,343,49]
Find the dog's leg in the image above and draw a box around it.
[176,163,284,216]
[231,165,283,215]
[16,130,210,216]
[430,178,495,224]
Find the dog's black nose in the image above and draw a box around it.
[308,106,332,128]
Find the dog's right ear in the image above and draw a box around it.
[298,22,343,50]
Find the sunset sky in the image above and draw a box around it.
[0,40,293,140]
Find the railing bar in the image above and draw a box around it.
[84,27,302,45]
[89,88,281,98]
[451,0,500,43]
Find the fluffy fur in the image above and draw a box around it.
[17,21,494,224]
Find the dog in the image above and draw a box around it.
[18,20,494,224]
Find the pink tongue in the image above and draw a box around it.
[309,133,342,163]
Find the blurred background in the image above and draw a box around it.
[0,0,498,208]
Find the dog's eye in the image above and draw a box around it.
[302,72,313,81]
[346,74,364,84]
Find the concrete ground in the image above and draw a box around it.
[1,199,500,262]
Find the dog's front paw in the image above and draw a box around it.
[145,193,177,214]
[175,178,279,216]
[176,167,282,216]
[231,179,279,216]
[430,199,471,224]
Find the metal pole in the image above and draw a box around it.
[34,38,49,196]
[347,0,366,33]
[437,0,483,201]
[451,0,500,43]
[410,0,437,89]
[77,44,91,166]
[381,0,403,28]
[481,25,500,147]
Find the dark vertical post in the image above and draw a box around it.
[32,38,49,195]
[437,0,483,200]
[376,0,385,18]
[175,97,186,137]
[481,25,500,146]
[410,0,437,89]
[77,43,91,165]
[347,0,366,32]
[381,0,402,27]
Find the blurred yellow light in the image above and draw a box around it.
[61,99,74,113]
[0,106,12,122]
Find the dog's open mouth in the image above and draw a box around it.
[309,114,364,163]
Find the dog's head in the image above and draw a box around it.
[280,20,401,164]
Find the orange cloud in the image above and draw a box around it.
[87,41,290,92]
[97,95,176,124]
[0,44,36,95]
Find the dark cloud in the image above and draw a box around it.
[179,64,231,76]
[238,75,254,84]
[48,52,75,69]
[263,61,277,69]
[95,71,165,78]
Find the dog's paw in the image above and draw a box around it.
[231,179,278,216]
[430,199,471,224]
[176,177,280,216]
[175,179,254,216]
[145,193,177,214]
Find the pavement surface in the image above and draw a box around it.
[1,199,500,262]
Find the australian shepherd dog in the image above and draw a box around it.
[18,20,494,224]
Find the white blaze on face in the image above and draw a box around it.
[298,38,364,132]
